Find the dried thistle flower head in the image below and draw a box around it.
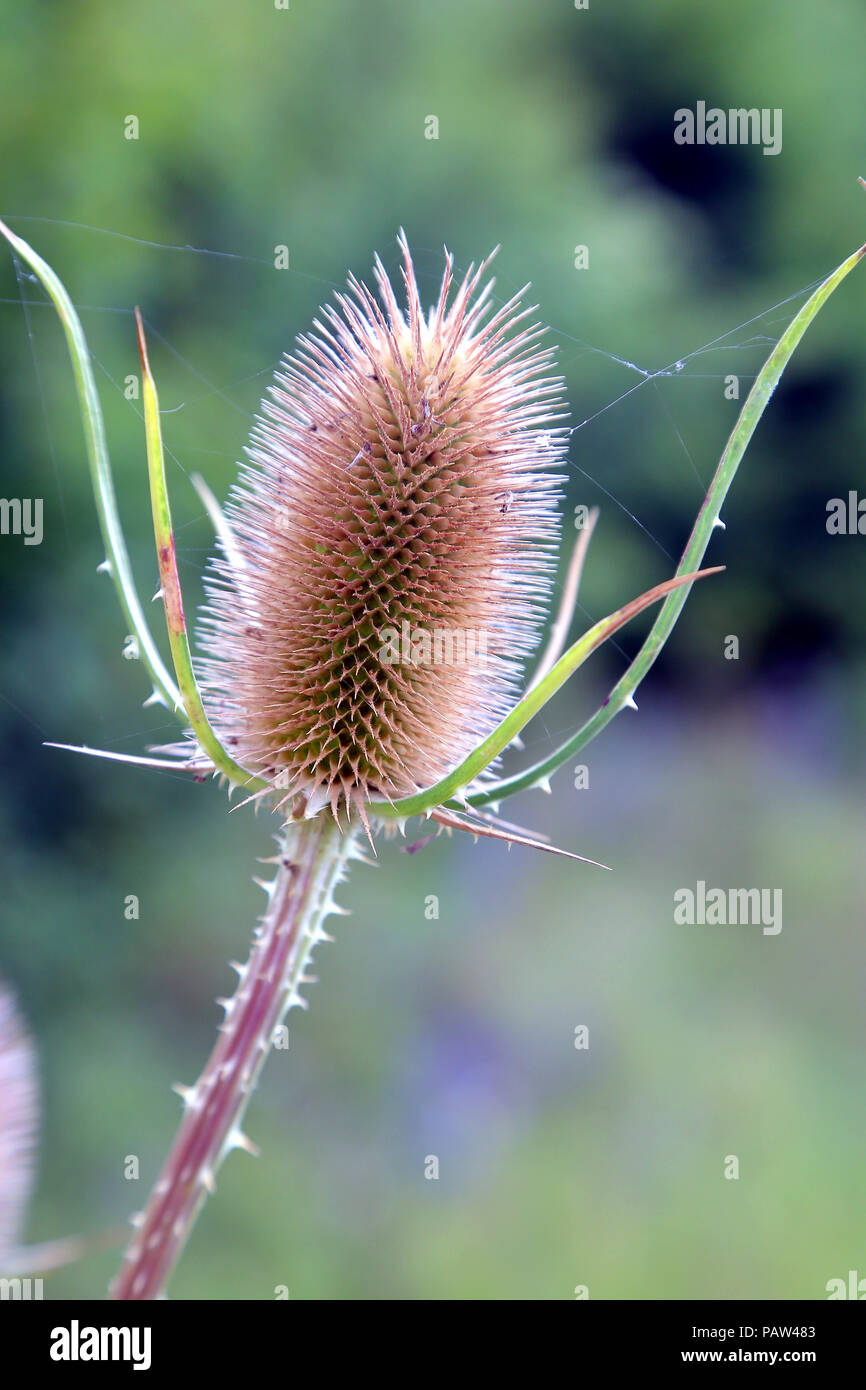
[201,233,566,820]
[0,982,38,1262]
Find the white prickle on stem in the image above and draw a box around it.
[113,814,358,1297]
[170,1083,200,1111]
[251,876,277,899]
[225,1129,260,1158]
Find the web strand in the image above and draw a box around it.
[0,215,827,758]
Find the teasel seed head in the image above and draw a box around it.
[200,233,567,822]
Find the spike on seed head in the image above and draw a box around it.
[200,233,566,818]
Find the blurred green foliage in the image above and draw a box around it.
[0,0,864,1298]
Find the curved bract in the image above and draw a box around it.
[134,309,269,795]
[0,217,181,715]
[2,218,863,827]
[366,564,723,821]
[375,232,866,820]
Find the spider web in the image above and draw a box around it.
[0,216,828,769]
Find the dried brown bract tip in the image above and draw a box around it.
[201,231,567,821]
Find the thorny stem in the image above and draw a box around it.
[110,815,357,1300]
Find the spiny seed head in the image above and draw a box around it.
[200,232,566,821]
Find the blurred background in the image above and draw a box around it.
[0,0,864,1299]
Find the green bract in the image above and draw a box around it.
[2,218,863,826]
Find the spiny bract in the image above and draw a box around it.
[200,233,567,821]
